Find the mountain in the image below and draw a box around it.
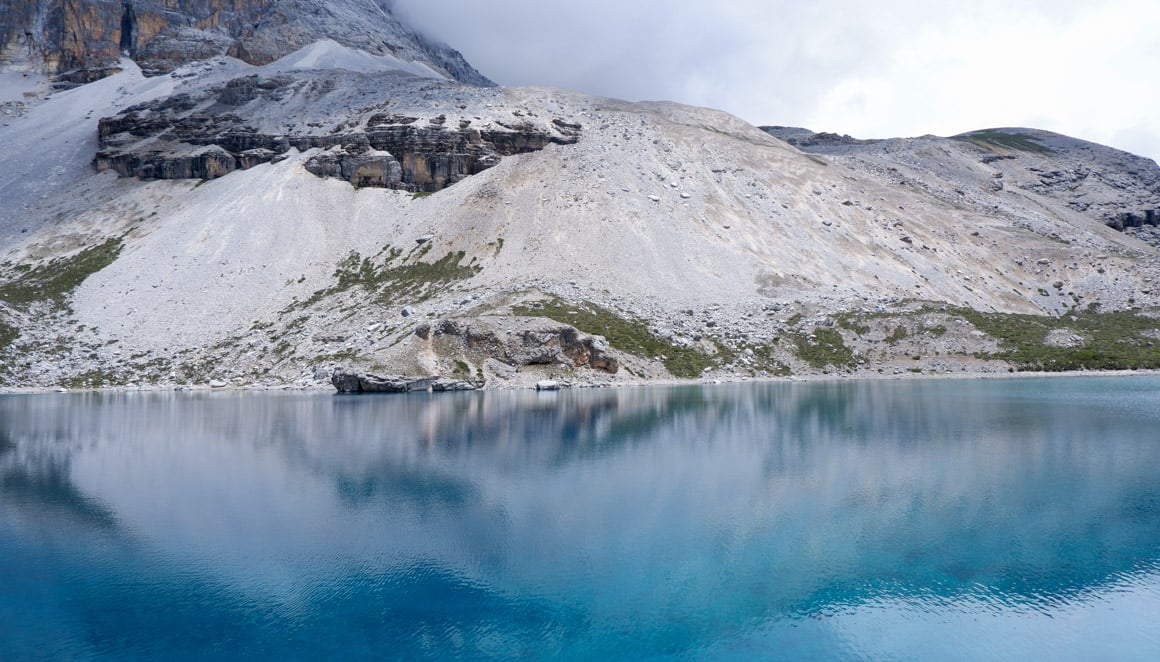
[0,0,492,86]
[762,126,1160,244]
[1,3,1159,391]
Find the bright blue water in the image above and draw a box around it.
[2,377,1160,660]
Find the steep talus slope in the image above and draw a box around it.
[0,0,492,85]
[1,13,1159,389]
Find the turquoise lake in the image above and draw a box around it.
[2,377,1159,660]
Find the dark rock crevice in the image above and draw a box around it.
[118,1,137,57]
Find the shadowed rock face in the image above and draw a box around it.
[0,0,493,86]
[93,71,582,188]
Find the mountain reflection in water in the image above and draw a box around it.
[1,377,1159,659]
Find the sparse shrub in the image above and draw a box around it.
[955,306,1160,371]
[886,326,909,344]
[791,328,856,369]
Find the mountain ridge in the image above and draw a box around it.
[1,11,1159,390]
[762,125,1160,242]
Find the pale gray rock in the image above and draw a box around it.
[431,378,485,392]
[330,370,482,393]
[423,318,618,374]
[762,125,1160,236]
[331,371,437,393]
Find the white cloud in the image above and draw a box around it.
[396,0,1160,163]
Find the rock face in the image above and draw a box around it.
[330,372,484,393]
[93,68,580,188]
[330,319,617,393]
[763,126,1160,241]
[416,319,620,375]
[0,0,493,86]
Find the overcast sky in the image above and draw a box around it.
[394,0,1160,164]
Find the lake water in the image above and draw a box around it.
[2,377,1159,660]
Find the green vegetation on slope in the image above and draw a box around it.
[292,246,480,312]
[789,327,857,370]
[0,238,123,311]
[953,306,1160,371]
[0,320,16,351]
[952,130,1052,154]
[512,298,715,378]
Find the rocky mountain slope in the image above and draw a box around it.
[0,0,491,86]
[763,126,1160,245]
[1,4,1159,391]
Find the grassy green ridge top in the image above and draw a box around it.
[952,130,1053,154]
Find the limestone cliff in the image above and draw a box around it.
[0,0,493,86]
[92,67,580,189]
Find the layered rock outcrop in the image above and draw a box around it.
[416,319,619,374]
[93,70,581,188]
[329,318,619,394]
[330,373,484,393]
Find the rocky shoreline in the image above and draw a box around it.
[3,367,1157,397]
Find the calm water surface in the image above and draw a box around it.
[2,377,1160,660]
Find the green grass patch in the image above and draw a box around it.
[952,130,1052,154]
[836,314,870,335]
[314,349,364,363]
[954,306,1160,371]
[292,248,480,312]
[791,328,857,370]
[512,298,715,378]
[61,369,123,390]
[886,326,909,344]
[0,237,123,310]
[0,320,16,351]
[742,344,793,376]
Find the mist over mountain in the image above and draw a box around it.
[1,1,1158,391]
